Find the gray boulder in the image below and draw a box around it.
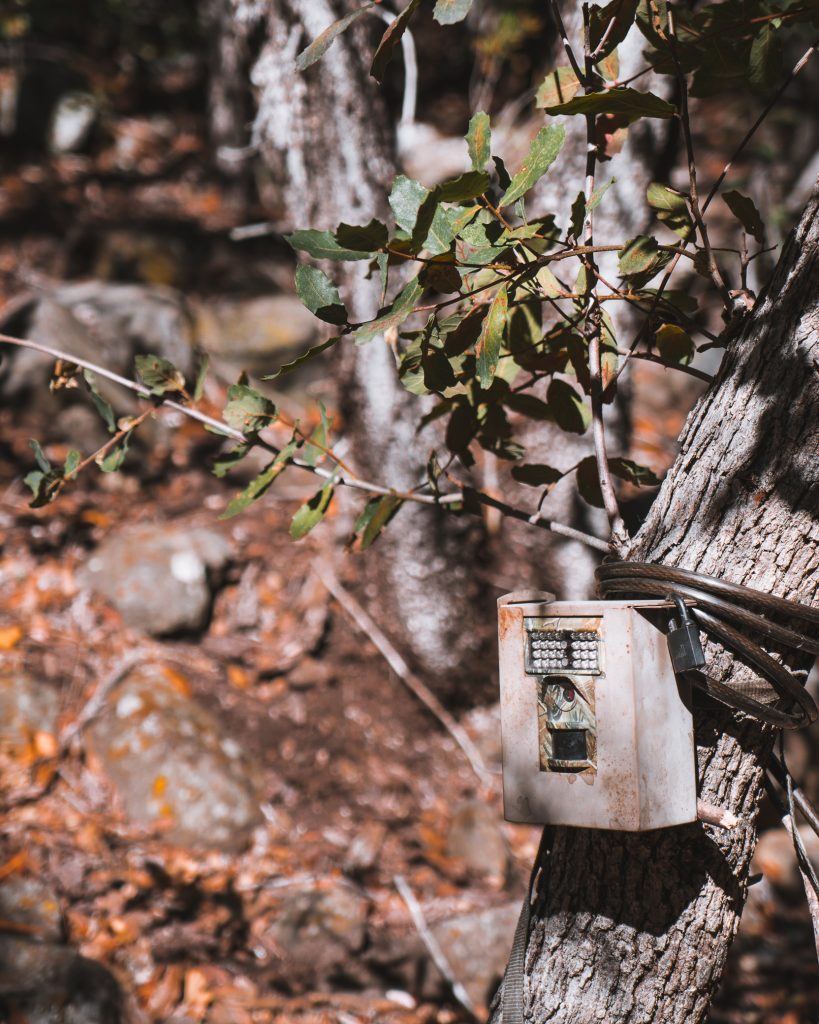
[193,295,321,380]
[80,521,231,636]
[0,281,195,409]
[0,937,121,1024]
[89,662,261,851]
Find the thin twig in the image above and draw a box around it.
[667,7,732,309]
[312,562,493,784]
[702,36,819,215]
[616,348,713,383]
[0,331,609,553]
[393,874,478,1018]
[581,9,627,546]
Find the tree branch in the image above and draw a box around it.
[0,331,610,553]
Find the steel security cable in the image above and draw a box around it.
[595,561,819,728]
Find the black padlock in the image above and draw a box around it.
[667,595,706,673]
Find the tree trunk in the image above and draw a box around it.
[492,184,819,1023]
[227,0,491,689]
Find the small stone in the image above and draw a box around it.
[89,663,261,851]
[0,673,59,756]
[344,821,387,876]
[446,799,510,880]
[430,903,521,1011]
[0,877,63,942]
[0,937,121,1023]
[287,657,335,691]
[266,884,368,954]
[80,522,231,636]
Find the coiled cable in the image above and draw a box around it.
[596,560,819,729]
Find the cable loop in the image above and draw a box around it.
[596,561,819,729]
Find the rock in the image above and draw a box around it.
[344,821,387,876]
[1,282,194,407]
[430,902,520,1011]
[264,884,370,986]
[80,522,231,636]
[193,295,322,379]
[0,672,59,756]
[0,877,63,942]
[89,663,261,851]
[752,825,819,897]
[0,937,121,1023]
[446,799,510,880]
[48,91,98,154]
[287,657,335,691]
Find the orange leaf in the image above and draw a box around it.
[0,625,23,650]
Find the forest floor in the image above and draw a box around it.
[0,394,817,1024]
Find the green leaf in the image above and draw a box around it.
[290,481,335,540]
[358,494,404,548]
[356,275,424,343]
[618,235,673,284]
[420,260,462,294]
[618,234,663,276]
[475,284,508,388]
[445,401,475,453]
[212,442,253,478]
[466,111,491,172]
[263,336,341,380]
[499,125,565,208]
[536,66,581,109]
[646,183,693,238]
[576,456,604,507]
[589,0,639,59]
[371,0,422,83]
[295,265,347,325]
[749,23,782,89]
[609,457,661,486]
[722,190,765,244]
[655,324,694,365]
[546,87,675,122]
[576,454,660,507]
[547,378,591,434]
[588,176,616,214]
[193,354,209,403]
[296,3,374,70]
[29,438,52,473]
[433,0,473,26]
[287,228,372,261]
[436,171,491,203]
[82,370,116,433]
[335,219,389,252]
[97,434,131,473]
[511,463,563,487]
[220,439,297,520]
[301,401,333,468]
[504,393,552,420]
[63,449,81,479]
[135,353,186,396]
[223,383,277,434]
[389,175,429,234]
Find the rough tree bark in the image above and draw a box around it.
[491,183,819,1023]
[226,0,490,688]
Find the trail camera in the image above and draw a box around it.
[498,592,697,832]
